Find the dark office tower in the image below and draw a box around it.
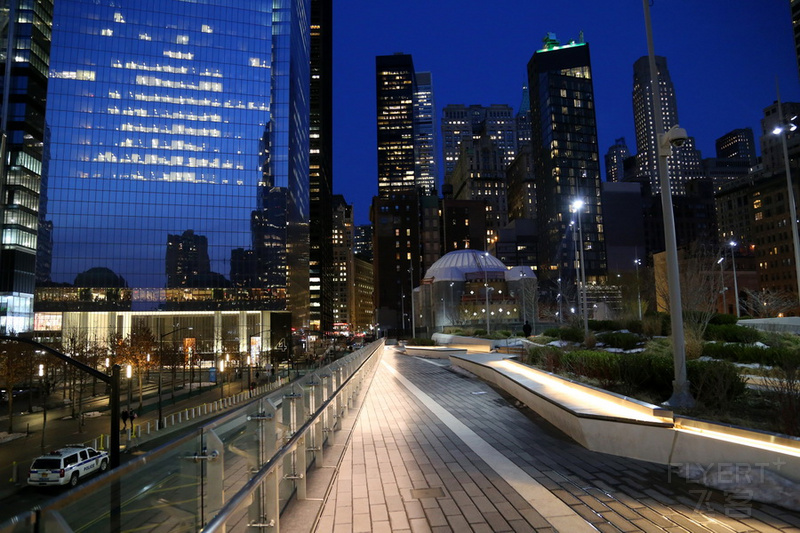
[331,195,353,333]
[441,104,517,181]
[0,0,53,333]
[516,85,532,150]
[447,134,508,248]
[792,0,800,80]
[604,138,630,182]
[528,33,606,284]
[309,0,333,333]
[761,101,800,173]
[353,224,373,262]
[37,0,311,324]
[632,56,704,195]
[166,230,211,288]
[376,53,417,196]
[36,126,53,285]
[716,128,757,164]
[414,72,438,195]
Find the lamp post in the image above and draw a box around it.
[642,0,693,408]
[634,258,643,320]
[729,241,740,317]
[717,256,726,313]
[409,267,415,338]
[773,85,800,305]
[158,325,188,430]
[126,364,132,425]
[572,199,589,337]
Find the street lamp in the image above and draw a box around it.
[158,325,189,430]
[729,241,740,318]
[634,258,643,320]
[571,199,588,337]
[772,88,800,306]
[126,364,132,425]
[717,256,726,313]
[642,0,693,408]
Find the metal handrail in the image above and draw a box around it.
[202,340,383,532]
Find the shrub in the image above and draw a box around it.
[619,352,673,398]
[596,332,642,351]
[408,337,435,346]
[473,329,487,337]
[584,333,597,349]
[561,350,620,387]
[687,359,747,410]
[623,319,644,335]
[704,324,762,344]
[764,349,800,435]
[527,346,564,372]
[701,343,790,366]
[588,319,622,332]
[642,315,665,338]
[541,326,584,343]
[709,313,739,326]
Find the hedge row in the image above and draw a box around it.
[526,347,745,408]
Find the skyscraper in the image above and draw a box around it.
[632,55,704,195]
[414,72,438,195]
[604,138,630,182]
[308,0,334,334]
[0,0,53,333]
[376,53,417,196]
[528,33,606,284]
[716,128,757,164]
[440,104,518,182]
[36,0,312,324]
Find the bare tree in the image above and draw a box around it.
[0,340,31,433]
[656,243,724,355]
[741,288,797,318]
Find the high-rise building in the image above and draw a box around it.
[528,33,606,284]
[447,134,508,248]
[632,56,704,195]
[441,104,518,181]
[414,72,438,195]
[376,53,417,196]
[604,138,630,182]
[35,0,312,325]
[353,224,373,262]
[308,0,334,334]
[761,101,800,173]
[792,0,800,80]
[331,195,352,333]
[716,128,757,164]
[0,0,53,333]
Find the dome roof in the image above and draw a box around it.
[423,249,507,282]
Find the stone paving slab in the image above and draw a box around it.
[289,346,799,532]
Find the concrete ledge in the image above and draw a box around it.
[448,352,800,485]
[403,345,467,359]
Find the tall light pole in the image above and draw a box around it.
[572,199,588,337]
[717,256,726,313]
[409,267,415,338]
[158,325,188,430]
[642,0,693,407]
[773,83,800,306]
[482,253,491,334]
[729,241,740,318]
[634,258,643,320]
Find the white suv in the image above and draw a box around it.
[28,445,109,487]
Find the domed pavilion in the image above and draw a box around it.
[413,249,537,335]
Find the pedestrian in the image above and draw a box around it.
[121,409,129,430]
[522,320,532,338]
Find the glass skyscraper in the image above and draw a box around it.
[34,0,311,324]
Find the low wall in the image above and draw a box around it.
[448,354,800,486]
[403,346,467,359]
[431,332,499,350]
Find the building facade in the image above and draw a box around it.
[604,138,630,183]
[0,0,53,333]
[631,55,704,195]
[527,33,606,285]
[34,0,312,328]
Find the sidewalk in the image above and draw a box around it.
[283,346,800,532]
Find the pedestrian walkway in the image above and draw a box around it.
[284,345,800,532]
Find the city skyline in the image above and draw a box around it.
[333,1,800,224]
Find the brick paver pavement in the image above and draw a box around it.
[289,346,800,532]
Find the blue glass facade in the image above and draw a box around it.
[35,0,310,321]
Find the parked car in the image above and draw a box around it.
[28,445,109,487]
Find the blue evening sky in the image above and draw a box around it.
[333,1,800,225]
